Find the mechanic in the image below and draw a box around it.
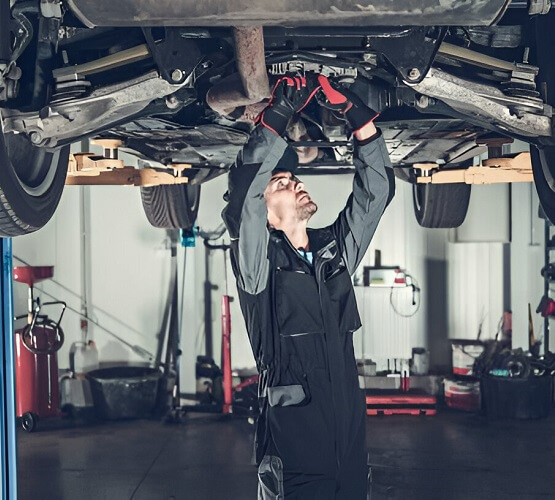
[222,74,394,499]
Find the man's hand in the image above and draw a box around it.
[317,75,379,140]
[257,75,321,136]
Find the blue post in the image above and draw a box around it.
[0,238,17,500]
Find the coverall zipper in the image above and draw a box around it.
[315,240,341,472]
[281,233,341,471]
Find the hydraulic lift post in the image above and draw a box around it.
[0,238,17,500]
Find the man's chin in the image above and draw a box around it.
[299,201,318,221]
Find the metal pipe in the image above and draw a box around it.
[206,73,267,118]
[233,27,270,102]
[52,44,151,79]
[206,27,270,118]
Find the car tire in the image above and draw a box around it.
[0,130,69,237]
[530,145,555,224]
[413,183,471,228]
[141,183,200,229]
[531,12,555,225]
[21,412,38,432]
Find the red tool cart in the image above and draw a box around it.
[13,266,66,432]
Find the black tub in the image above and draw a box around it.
[87,366,162,420]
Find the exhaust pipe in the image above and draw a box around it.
[206,27,270,118]
[234,27,270,102]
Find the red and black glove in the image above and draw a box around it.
[257,75,321,136]
[317,75,379,132]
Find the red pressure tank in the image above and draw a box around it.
[13,266,64,431]
[15,325,62,420]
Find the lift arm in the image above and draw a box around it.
[415,152,534,185]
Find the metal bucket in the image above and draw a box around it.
[451,340,484,377]
[87,366,162,420]
[443,378,481,412]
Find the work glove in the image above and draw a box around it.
[257,75,321,136]
[317,75,379,132]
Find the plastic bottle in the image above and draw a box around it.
[70,341,99,375]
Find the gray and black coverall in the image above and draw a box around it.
[222,125,393,499]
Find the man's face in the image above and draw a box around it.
[264,171,318,225]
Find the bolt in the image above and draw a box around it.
[171,69,183,82]
[29,131,42,144]
[417,95,430,108]
[408,68,421,80]
[165,96,179,109]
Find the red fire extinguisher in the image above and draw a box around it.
[13,266,66,432]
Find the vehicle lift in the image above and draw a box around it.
[0,143,537,499]
[1,238,17,500]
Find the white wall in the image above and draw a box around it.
[511,182,545,350]
[195,170,454,372]
[13,182,172,368]
[13,141,545,395]
[13,146,172,376]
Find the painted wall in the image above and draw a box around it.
[12,142,545,394]
[510,182,545,351]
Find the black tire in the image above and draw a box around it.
[21,412,38,432]
[530,145,555,224]
[413,183,471,228]
[530,12,555,225]
[141,184,200,229]
[0,130,69,237]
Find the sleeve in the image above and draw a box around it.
[330,130,395,275]
[221,126,288,294]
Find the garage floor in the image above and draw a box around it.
[18,409,555,500]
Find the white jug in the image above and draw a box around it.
[69,341,99,375]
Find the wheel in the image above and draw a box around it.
[0,130,69,236]
[141,183,200,229]
[530,146,555,224]
[531,11,555,224]
[21,412,38,432]
[413,182,471,228]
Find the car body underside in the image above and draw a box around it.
[0,0,554,234]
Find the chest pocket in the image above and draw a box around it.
[275,270,323,336]
[275,270,327,376]
[325,265,362,334]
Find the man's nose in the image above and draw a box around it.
[294,180,304,192]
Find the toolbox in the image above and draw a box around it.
[365,390,437,416]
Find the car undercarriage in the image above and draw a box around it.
[0,0,554,234]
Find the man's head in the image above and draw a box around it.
[264,170,318,228]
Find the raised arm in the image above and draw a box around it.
[317,75,395,274]
[222,76,321,294]
[222,126,287,295]
[331,132,394,274]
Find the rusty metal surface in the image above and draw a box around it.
[207,27,270,118]
[206,73,268,117]
[233,27,270,102]
[66,0,510,28]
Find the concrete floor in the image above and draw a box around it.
[18,409,555,500]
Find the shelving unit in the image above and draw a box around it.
[544,218,553,354]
